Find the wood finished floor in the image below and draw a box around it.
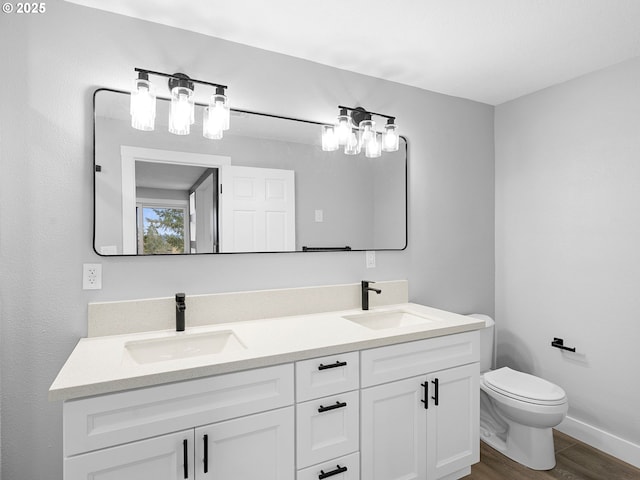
[464,430,640,480]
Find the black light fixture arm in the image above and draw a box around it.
[338,104,395,122]
[135,67,227,90]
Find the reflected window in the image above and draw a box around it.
[136,204,187,254]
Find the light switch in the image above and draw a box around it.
[366,251,376,268]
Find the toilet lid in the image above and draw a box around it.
[484,367,567,404]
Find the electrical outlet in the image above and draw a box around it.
[366,250,376,268]
[83,263,102,290]
[314,209,324,222]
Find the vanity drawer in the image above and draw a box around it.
[296,351,359,402]
[64,363,293,456]
[360,331,480,387]
[296,390,359,468]
[297,452,360,480]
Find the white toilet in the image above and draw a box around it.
[471,314,568,470]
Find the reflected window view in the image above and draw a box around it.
[138,206,186,254]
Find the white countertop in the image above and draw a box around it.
[49,303,484,401]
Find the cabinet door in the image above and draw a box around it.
[361,376,427,480]
[426,363,479,479]
[64,429,193,480]
[196,406,294,480]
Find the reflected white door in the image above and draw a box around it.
[219,166,295,252]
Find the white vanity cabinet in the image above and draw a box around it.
[62,364,295,480]
[360,331,480,480]
[60,329,481,480]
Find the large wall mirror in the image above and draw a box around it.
[94,88,407,255]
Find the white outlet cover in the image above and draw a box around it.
[83,263,102,290]
[314,209,323,222]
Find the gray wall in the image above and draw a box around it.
[496,57,640,453]
[0,1,495,477]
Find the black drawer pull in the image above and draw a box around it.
[551,337,576,352]
[420,381,428,409]
[318,360,347,370]
[431,378,439,406]
[319,464,348,479]
[183,439,188,479]
[318,401,347,413]
[203,434,208,473]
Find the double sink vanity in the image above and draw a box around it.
[51,281,484,480]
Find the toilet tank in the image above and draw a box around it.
[468,314,494,373]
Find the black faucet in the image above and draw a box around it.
[175,293,186,331]
[361,280,382,310]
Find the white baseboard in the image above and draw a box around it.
[557,416,640,469]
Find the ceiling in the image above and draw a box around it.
[68,0,640,105]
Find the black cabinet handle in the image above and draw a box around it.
[420,382,428,409]
[203,434,208,474]
[551,337,576,352]
[183,439,189,479]
[431,378,439,406]
[318,360,347,370]
[318,401,347,413]
[319,465,348,479]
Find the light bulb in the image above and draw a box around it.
[322,125,339,151]
[365,132,382,158]
[336,109,352,146]
[130,74,156,131]
[358,118,376,149]
[383,121,399,152]
[344,129,361,155]
[203,92,229,139]
[169,85,194,135]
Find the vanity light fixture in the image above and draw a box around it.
[321,105,399,156]
[130,68,229,139]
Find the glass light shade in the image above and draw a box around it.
[344,129,361,155]
[322,125,339,151]
[358,119,376,149]
[203,93,229,139]
[382,123,399,152]
[130,78,156,131]
[336,114,353,146]
[169,86,194,135]
[365,132,382,158]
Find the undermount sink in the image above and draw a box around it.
[343,309,436,330]
[125,330,246,364]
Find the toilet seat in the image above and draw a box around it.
[483,367,567,406]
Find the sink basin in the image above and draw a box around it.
[125,330,246,364]
[342,309,436,330]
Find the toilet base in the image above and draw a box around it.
[482,419,556,470]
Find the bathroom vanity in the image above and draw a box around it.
[51,282,483,480]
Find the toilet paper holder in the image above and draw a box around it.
[551,337,576,352]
